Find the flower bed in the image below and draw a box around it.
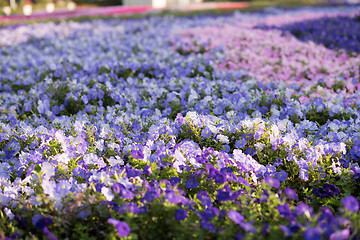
[0,6,360,240]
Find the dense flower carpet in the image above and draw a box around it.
[0,5,360,240]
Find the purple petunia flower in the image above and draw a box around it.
[143,190,160,202]
[4,140,21,158]
[196,154,208,164]
[299,168,309,181]
[175,113,184,128]
[217,185,231,201]
[175,209,188,221]
[313,183,340,199]
[341,195,359,212]
[43,227,58,240]
[112,183,134,200]
[228,210,244,224]
[214,172,226,184]
[235,138,247,149]
[280,225,292,237]
[235,233,245,240]
[265,176,280,189]
[126,168,142,178]
[127,202,141,214]
[222,144,230,153]
[185,178,199,189]
[238,221,256,233]
[237,177,250,187]
[200,220,215,232]
[275,170,288,182]
[244,147,256,156]
[205,163,218,178]
[289,223,301,234]
[201,127,212,138]
[32,214,53,230]
[254,128,264,140]
[329,229,350,240]
[197,191,212,207]
[108,219,131,237]
[131,121,141,132]
[303,228,321,240]
[284,188,298,200]
[131,144,144,159]
[142,165,152,175]
[277,203,294,221]
[165,190,181,204]
[350,140,360,161]
[294,203,313,217]
[169,177,181,186]
[201,207,219,220]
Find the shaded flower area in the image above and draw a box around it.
[0,5,360,240]
[255,15,360,53]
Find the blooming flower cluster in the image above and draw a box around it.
[0,5,360,240]
[255,14,360,53]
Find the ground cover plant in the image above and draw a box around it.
[0,5,360,240]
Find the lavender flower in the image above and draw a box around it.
[108,219,131,237]
[284,188,298,200]
[265,176,280,189]
[228,210,244,224]
[341,195,359,212]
